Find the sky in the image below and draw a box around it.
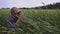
[0,0,60,8]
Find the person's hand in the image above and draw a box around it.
[15,14,24,26]
[17,14,24,20]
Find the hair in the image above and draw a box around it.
[10,7,18,15]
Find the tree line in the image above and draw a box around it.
[35,2,60,9]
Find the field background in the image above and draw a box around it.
[0,9,60,34]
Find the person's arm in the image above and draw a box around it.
[15,14,24,25]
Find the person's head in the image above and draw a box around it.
[11,7,20,16]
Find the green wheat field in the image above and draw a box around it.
[0,9,60,34]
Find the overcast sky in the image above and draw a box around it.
[0,0,60,8]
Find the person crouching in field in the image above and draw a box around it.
[6,7,24,30]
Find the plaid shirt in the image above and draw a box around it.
[6,15,18,28]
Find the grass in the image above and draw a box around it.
[0,9,60,34]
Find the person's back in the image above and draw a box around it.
[6,15,17,28]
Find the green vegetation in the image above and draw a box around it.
[0,9,60,34]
